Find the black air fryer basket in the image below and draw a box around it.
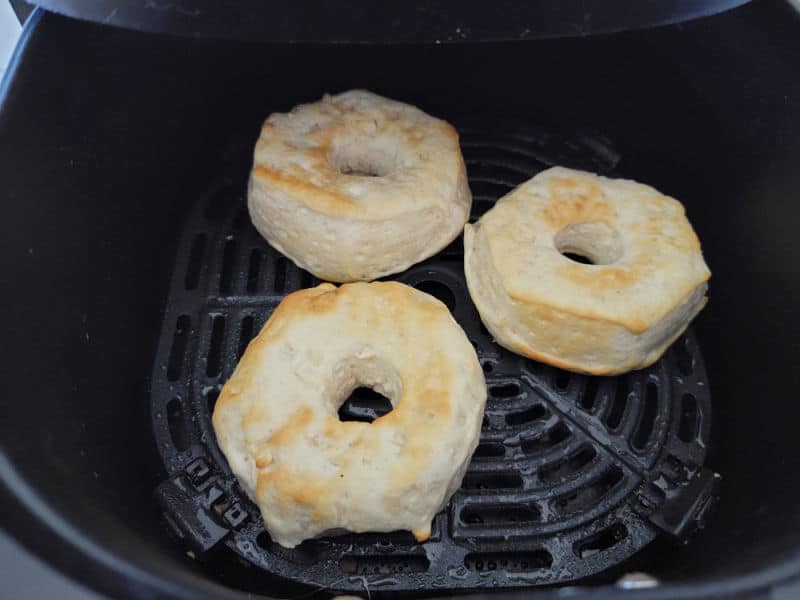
[2,1,800,599]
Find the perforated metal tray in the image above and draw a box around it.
[151,126,718,594]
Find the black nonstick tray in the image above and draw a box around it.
[150,125,718,594]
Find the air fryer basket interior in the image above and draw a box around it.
[1,2,799,598]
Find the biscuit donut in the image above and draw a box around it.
[464,167,710,375]
[248,90,471,282]
[212,282,486,548]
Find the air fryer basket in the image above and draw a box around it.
[150,127,716,594]
[2,2,800,599]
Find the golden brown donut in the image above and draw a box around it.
[248,90,471,282]
[464,167,710,375]
[212,282,486,548]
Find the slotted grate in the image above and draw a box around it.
[151,126,718,594]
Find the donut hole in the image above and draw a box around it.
[329,142,395,177]
[554,221,624,265]
[338,387,394,423]
[561,252,594,265]
[331,355,402,424]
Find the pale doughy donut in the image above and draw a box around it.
[464,167,711,375]
[212,282,486,548]
[248,90,471,282]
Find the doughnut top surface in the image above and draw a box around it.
[252,89,466,220]
[470,167,711,333]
